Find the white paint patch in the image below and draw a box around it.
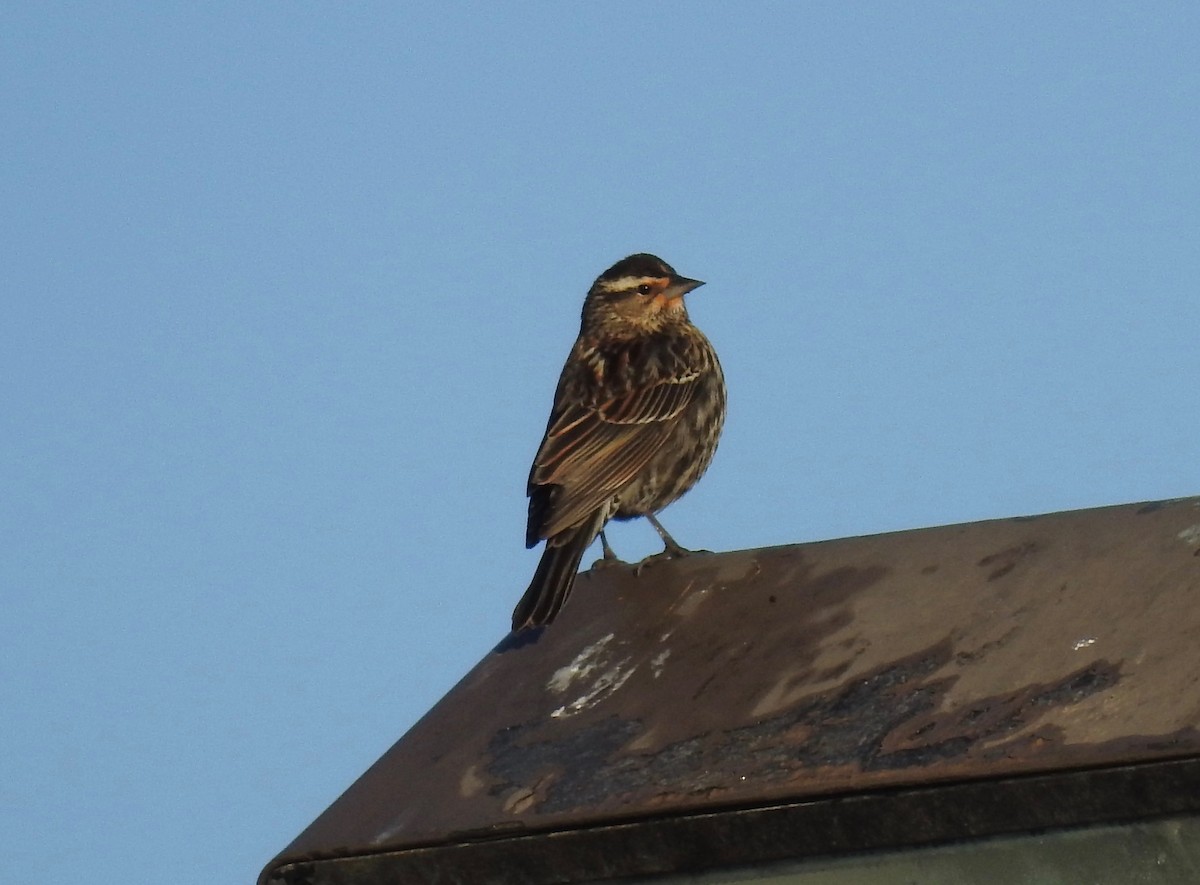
[1073,637,1097,651]
[550,657,637,719]
[547,633,615,694]
[1177,524,1200,546]
[371,807,418,846]
[650,649,671,678]
[546,633,641,717]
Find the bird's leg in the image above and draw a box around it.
[635,514,713,574]
[646,513,693,558]
[600,531,621,561]
[590,531,626,569]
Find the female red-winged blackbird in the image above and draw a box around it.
[512,253,726,631]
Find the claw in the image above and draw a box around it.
[645,513,705,558]
[589,530,627,570]
[633,545,713,576]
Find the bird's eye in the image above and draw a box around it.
[636,284,653,295]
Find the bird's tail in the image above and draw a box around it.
[512,515,602,631]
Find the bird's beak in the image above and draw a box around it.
[666,276,705,299]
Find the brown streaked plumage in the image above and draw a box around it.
[512,253,726,631]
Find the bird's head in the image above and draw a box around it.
[581,253,705,336]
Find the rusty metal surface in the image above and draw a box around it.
[263,496,1200,881]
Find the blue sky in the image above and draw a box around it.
[4,3,1199,883]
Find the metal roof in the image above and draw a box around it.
[262,496,1200,883]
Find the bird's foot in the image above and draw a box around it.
[589,531,627,570]
[633,550,671,576]
[643,513,710,562]
[633,543,711,576]
[590,554,626,570]
[661,537,707,559]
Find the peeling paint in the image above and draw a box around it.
[550,657,637,719]
[673,583,710,618]
[651,650,671,678]
[488,645,1132,816]
[547,633,615,694]
[459,765,485,797]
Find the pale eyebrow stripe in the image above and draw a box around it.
[596,275,667,292]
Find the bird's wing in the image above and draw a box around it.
[526,368,700,545]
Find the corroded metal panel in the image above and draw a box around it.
[263,497,1200,880]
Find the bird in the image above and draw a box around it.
[512,253,726,631]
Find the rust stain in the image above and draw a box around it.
[977,540,1042,581]
[486,642,1128,816]
[883,659,1120,757]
